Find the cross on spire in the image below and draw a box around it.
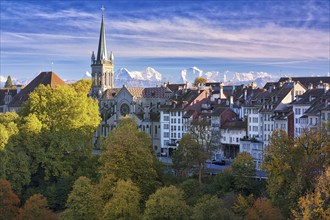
[101,5,105,15]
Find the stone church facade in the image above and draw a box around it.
[90,9,171,154]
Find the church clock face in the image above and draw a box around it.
[120,103,130,116]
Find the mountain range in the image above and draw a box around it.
[1,67,278,89]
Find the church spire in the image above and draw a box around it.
[96,6,108,62]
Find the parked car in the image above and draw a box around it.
[212,160,226,166]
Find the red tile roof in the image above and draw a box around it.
[9,71,65,107]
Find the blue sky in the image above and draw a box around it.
[0,0,329,82]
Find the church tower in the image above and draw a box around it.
[90,7,114,98]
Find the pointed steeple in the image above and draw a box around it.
[97,6,108,61]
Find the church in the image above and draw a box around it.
[89,9,174,153]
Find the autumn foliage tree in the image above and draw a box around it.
[0,180,20,220]
[245,198,283,220]
[263,129,330,217]
[18,194,57,220]
[193,77,207,87]
[292,166,330,220]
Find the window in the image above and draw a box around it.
[174,133,176,138]
[164,124,169,129]
[174,118,176,123]
[155,126,157,134]
[164,116,169,121]
[253,117,258,123]
[236,138,239,142]
[178,112,181,116]
[164,132,169,138]
[178,133,181,138]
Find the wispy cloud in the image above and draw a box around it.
[0,0,329,80]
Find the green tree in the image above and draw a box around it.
[4,76,13,88]
[212,168,235,195]
[292,166,330,220]
[179,179,202,205]
[0,179,20,220]
[263,129,330,217]
[69,79,92,95]
[231,152,255,193]
[193,77,207,87]
[191,195,238,220]
[173,123,215,184]
[18,194,57,220]
[103,179,141,220]
[63,176,100,220]
[99,117,161,201]
[143,186,190,220]
[231,194,255,217]
[1,84,100,194]
[0,112,19,151]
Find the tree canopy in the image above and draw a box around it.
[143,186,190,220]
[99,117,161,200]
[193,77,207,87]
[103,179,141,220]
[4,76,13,88]
[263,129,330,218]
[0,84,100,194]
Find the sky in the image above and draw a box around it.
[0,0,329,82]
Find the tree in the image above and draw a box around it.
[63,176,100,220]
[1,84,100,194]
[212,168,235,195]
[231,194,255,217]
[103,179,141,220]
[0,112,19,151]
[191,195,238,220]
[0,180,20,220]
[173,128,214,184]
[4,76,13,88]
[99,117,161,201]
[193,77,207,87]
[245,198,283,220]
[231,152,255,193]
[69,79,92,95]
[263,129,330,217]
[292,166,330,220]
[18,194,57,220]
[143,186,190,220]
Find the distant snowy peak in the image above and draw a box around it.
[181,66,204,85]
[231,71,273,82]
[143,67,162,81]
[114,67,162,87]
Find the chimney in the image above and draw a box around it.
[323,83,329,93]
[244,89,247,100]
[252,81,257,89]
[220,82,225,98]
[16,85,22,93]
[308,83,313,90]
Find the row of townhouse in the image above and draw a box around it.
[240,77,330,169]
[158,77,329,169]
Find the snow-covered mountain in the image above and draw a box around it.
[181,66,203,85]
[227,71,277,87]
[114,67,162,87]
[181,67,224,85]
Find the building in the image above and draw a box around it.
[89,9,171,153]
